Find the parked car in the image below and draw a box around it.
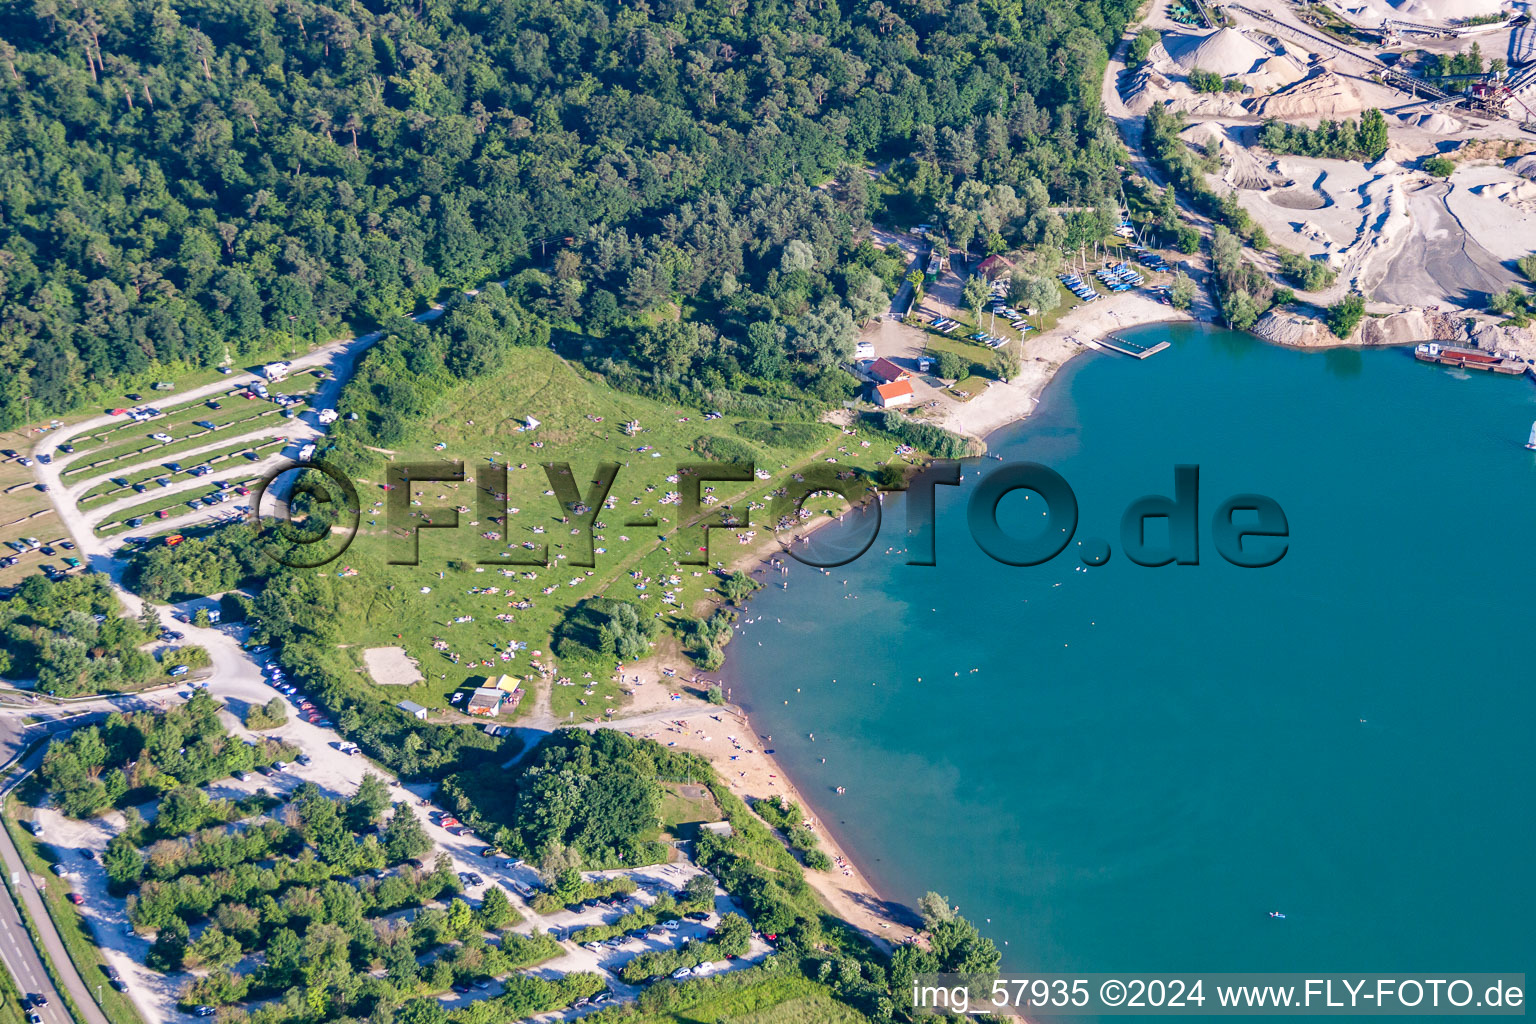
[67,893,83,905]
[195,420,216,430]
[169,665,189,677]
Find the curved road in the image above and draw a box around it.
[0,288,513,1024]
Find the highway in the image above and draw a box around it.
[0,705,142,1024]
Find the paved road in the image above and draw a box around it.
[0,716,117,1024]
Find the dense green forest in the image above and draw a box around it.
[0,0,1138,427]
[0,570,210,695]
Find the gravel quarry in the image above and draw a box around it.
[1116,3,1536,313]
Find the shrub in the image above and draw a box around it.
[1128,28,1160,65]
[732,420,824,448]
[1327,294,1367,338]
[245,697,288,730]
[871,411,977,458]
[690,434,758,464]
[1188,68,1224,93]
[934,348,969,380]
[1422,156,1455,178]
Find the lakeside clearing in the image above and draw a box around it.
[934,290,1197,441]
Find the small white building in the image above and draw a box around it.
[397,700,428,720]
[874,380,915,408]
[317,408,338,425]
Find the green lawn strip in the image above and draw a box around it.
[0,951,29,1024]
[0,798,145,1024]
[93,481,257,537]
[62,406,295,479]
[78,438,286,509]
[62,385,304,458]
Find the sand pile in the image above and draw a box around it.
[1169,92,1250,116]
[1405,111,1463,134]
[1470,179,1536,211]
[1244,54,1308,92]
[1344,0,1505,22]
[1251,71,1366,120]
[1124,65,1176,116]
[1393,0,1505,20]
[1512,154,1536,181]
[1164,27,1272,77]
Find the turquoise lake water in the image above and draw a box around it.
[725,323,1536,980]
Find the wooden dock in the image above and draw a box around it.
[1096,334,1170,359]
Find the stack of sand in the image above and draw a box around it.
[1512,154,1536,181]
[1344,0,1505,24]
[1393,0,1505,20]
[1403,111,1463,134]
[1251,71,1367,121]
[1124,66,1176,116]
[1163,27,1272,77]
[1244,54,1309,92]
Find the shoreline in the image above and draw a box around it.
[591,299,1200,951]
[599,297,1204,952]
[598,651,916,953]
[933,290,1198,443]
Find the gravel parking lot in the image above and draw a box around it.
[28,679,767,1024]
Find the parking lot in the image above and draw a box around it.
[25,667,769,1024]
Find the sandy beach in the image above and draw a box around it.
[937,290,1195,441]
[580,292,1205,952]
[594,652,911,953]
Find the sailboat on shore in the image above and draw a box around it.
[1526,421,1536,451]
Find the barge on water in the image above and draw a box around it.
[1414,343,1526,374]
